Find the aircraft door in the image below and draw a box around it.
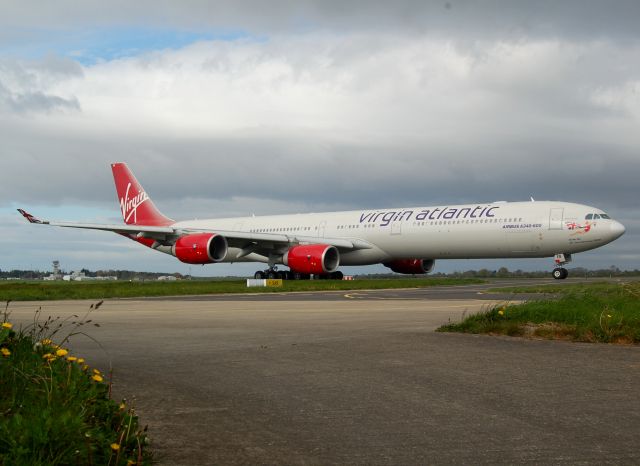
[549,208,564,230]
[317,220,326,238]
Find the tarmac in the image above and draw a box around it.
[8,279,640,465]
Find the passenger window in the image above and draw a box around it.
[585,214,593,220]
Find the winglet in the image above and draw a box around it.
[17,209,45,224]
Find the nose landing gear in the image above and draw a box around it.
[552,268,569,280]
[552,253,571,280]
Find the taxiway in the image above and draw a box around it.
[8,279,639,465]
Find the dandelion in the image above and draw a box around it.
[498,310,505,316]
[77,358,85,364]
[43,353,55,360]
[127,460,136,466]
[1,348,10,357]
[92,374,104,382]
[55,348,68,357]
[93,368,101,375]
[67,356,78,362]
[119,402,126,410]
[41,339,53,345]
[110,443,120,451]
[1,322,12,329]
[82,365,89,371]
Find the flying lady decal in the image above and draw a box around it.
[566,221,593,235]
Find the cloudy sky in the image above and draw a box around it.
[1,1,638,276]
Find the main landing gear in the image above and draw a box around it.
[253,267,344,280]
[551,253,571,280]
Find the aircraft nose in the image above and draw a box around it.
[610,220,626,239]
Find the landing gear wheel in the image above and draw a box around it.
[331,271,344,280]
[254,271,265,279]
[267,271,278,279]
[552,268,568,280]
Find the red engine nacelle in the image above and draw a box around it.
[283,244,340,274]
[173,233,228,265]
[384,259,435,274]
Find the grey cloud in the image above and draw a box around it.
[0,56,82,113]
[1,1,640,41]
[0,84,80,113]
[2,128,638,213]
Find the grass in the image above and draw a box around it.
[438,281,640,344]
[487,282,626,295]
[0,277,484,301]
[0,302,151,465]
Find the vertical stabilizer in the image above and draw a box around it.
[111,163,173,226]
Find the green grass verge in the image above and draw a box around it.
[487,281,627,294]
[0,305,151,465]
[0,278,483,301]
[438,281,640,344]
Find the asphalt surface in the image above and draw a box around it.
[136,277,586,302]
[9,279,640,465]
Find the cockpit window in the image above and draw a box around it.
[593,214,601,219]
[600,213,611,219]
[585,214,593,220]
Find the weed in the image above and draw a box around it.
[0,302,151,465]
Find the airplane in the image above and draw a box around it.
[18,162,625,280]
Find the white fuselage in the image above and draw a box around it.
[172,201,625,266]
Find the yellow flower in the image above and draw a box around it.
[82,364,89,371]
[119,402,126,410]
[110,443,120,451]
[1,348,10,357]
[127,460,136,465]
[56,348,68,357]
[1,322,12,329]
[498,310,504,316]
[77,358,85,364]
[607,314,612,318]
[93,368,101,375]
[43,353,55,360]
[42,339,53,345]
[67,356,78,362]
[92,374,104,382]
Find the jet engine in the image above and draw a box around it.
[384,259,435,274]
[173,233,228,264]
[283,244,340,274]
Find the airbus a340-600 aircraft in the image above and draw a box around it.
[19,163,625,280]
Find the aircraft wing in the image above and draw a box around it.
[17,209,372,252]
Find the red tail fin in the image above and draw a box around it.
[111,163,173,226]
